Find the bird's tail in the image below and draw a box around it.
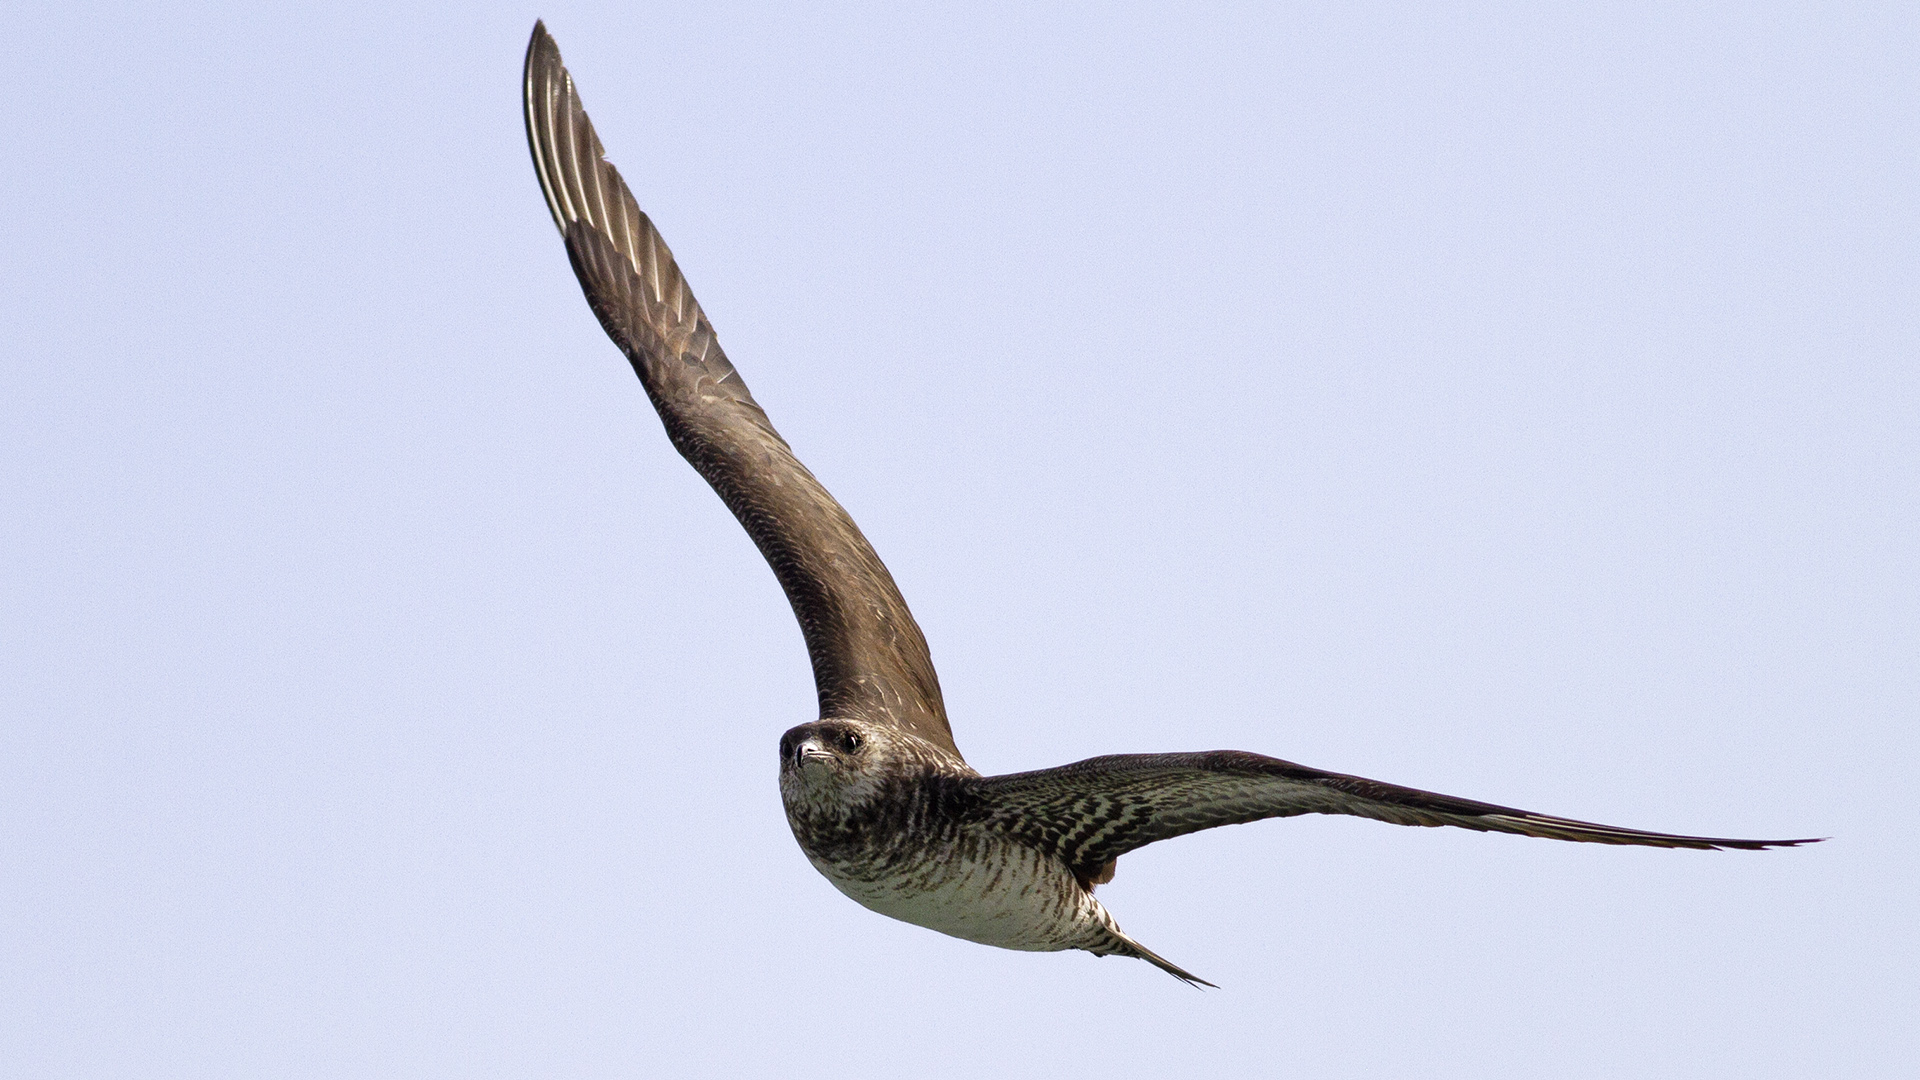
[1099,928,1216,989]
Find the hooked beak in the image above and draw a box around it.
[795,737,832,767]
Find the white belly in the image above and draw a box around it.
[808,843,1105,953]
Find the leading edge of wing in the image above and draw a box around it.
[522,23,958,756]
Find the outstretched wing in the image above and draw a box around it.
[523,23,957,756]
[974,751,1819,885]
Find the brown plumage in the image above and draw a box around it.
[525,25,956,757]
[522,22,1820,987]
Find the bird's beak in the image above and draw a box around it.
[796,737,832,766]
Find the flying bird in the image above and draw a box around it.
[521,22,1817,986]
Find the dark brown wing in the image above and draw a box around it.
[523,23,957,756]
[973,751,1819,885]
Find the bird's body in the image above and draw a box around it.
[521,22,1818,986]
[777,720,1181,975]
[792,765,1115,956]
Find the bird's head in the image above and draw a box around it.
[777,718,899,814]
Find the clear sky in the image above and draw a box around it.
[4,2,1914,1077]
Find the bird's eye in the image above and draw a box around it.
[844,733,862,753]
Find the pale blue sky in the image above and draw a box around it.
[4,3,1914,1077]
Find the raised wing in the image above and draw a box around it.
[523,23,957,756]
[974,751,1820,886]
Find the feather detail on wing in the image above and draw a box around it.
[523,24,957,756]
[973,751,1821,885]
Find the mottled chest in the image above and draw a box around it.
[785,774,1108,953]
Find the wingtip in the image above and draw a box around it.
[521,19,580,237]
[1693,834,1828,851]
[526,20,559,72]
[1471,808,1829,851]
[525,20,564,86]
